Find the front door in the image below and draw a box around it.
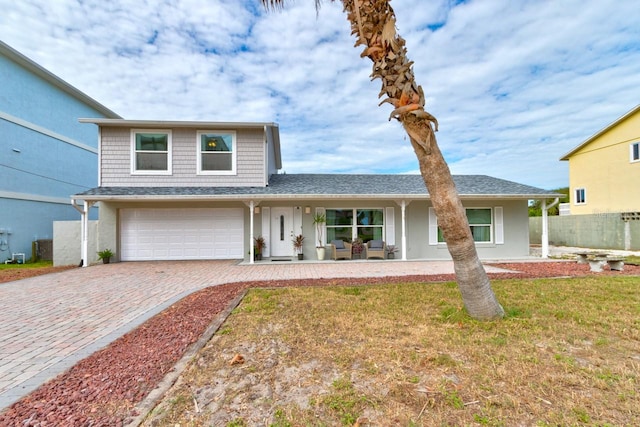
[270,207,294,257]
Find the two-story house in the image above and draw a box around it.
[0,41,121,262]
[561,104,640,215]
[67,118,559,265]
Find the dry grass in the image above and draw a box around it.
[143,277,640,426]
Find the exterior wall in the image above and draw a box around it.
[529,214,640,250]
[96,202,118,262]
[53,220,98,266]
[59,199,531,263]
[99,127,267,187]
[1,49,111,260]
[406,199,530,260]
[255,199,530,261]
[256,200,401,261]
[567,109,640,215]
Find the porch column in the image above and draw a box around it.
[401,200,407,261]
[541,200,549,258]
[249,200,255,264]
[541,197,559,259]
[81,201,94,267]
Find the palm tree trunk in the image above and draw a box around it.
[261,0,505,319]
[342,0,504,320]
[403,115,504,320]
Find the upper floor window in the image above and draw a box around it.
[131,130,172,175]
[631,142,640,163]
[575,188,586,205]
[198,131,236,175]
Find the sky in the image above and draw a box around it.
[2,0,639,190]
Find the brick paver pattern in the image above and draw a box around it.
[0,259,509,410]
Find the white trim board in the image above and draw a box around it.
[0,190,72,205]
[0,111,98,154]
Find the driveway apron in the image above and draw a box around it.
[0,259,508,410]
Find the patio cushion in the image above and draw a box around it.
[331,240,345,249]
[370,239,383,249]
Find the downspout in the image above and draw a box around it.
[401,200,407,260]
[541,197,559,258]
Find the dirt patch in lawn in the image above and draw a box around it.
[0,261,638,426]
[0,265,75,284]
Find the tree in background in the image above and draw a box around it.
[529,188,569,216]
[261,0,504,320]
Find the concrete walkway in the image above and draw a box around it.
[0,258,520,411]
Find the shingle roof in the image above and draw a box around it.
[74,174,560,201]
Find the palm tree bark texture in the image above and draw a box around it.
[263,0,504,320]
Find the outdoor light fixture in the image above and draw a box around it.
[304,206,311,214]
[254,206,260,214]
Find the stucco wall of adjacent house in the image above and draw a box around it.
[53,220,98,266]
[568,109,640,215]
[1,48,108,259]
[98,127,267,187]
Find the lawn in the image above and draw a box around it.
[0,260,52,270]
[142,276,640,426]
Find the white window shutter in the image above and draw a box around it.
[428,207,438,245]
[261,207,270,257]
[494,206,504,245]
[385,207,395,245]
[315,207,326,246]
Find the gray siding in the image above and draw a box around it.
[100,127,266,187]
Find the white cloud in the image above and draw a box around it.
[2,0,639,189]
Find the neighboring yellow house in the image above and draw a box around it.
[561,104,640,215]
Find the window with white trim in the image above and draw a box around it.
[131,130,171,174]
[575,188,586,205]
[326,208,384,242]
[437,208,493,243]
[197,131,236,174]
[631,142,640,163]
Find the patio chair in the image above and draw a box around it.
[330,240,353,260]
[364,239,385,259]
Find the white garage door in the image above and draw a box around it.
[120,208,244,261]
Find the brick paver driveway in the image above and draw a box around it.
[0,259,510,410]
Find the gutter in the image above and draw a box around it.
[70,193,562,203]
[78,118,279,129]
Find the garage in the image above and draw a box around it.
[120,208,244,261]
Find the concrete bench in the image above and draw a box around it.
[575,253,589,264]
[606,258,624,271]
[588,257,607,272]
